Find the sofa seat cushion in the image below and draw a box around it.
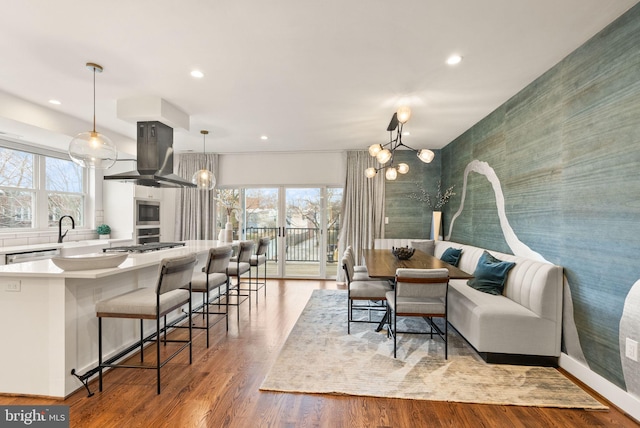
[448,280,558,356]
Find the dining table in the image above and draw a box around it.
[362,248,473,280]
[362,248,473,332]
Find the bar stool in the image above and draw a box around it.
[226,240,255,317]
[188,245,233,347]
[247,237,270,305]
[96,253,197,394]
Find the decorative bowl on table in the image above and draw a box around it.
[51,253,128,271]
[391,246,415,260]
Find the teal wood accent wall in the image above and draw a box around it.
[384,150,441,238]
[440,4,640,389]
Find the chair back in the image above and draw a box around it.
[344,246,356,267]
[256,237,270,256]
[236,240,255,263]
[156,253,198,295]
[205,246,233,274]
[395,268,449,299]
[341,255,354,284]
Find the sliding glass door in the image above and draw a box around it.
[243,186,342,279]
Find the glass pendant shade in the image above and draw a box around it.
[368,144,383,157]
[397,163,409,174]
[396,106,412,124]
[385,167,398,181]
[376,148,392,164]
[192,168,216,190]
[69,131,117,168]
[417,149,435,163]
[365,167,377,178]
[193,130,216,191]
[68,63,117,169]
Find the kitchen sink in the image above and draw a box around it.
[51,253,128,271]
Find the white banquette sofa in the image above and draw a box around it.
[374,238,564,366]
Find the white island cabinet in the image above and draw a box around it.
[0,240,222,398]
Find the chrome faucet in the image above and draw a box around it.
[58,215,75,243]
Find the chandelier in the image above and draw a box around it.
[365,106,434,180]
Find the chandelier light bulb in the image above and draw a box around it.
[396,106,412,124]
[368,144,383,157]
[385,167,398,181]
[397,163,409,174]
[376,148,392,164]
[417,149,435,163]
[365,167,377,178]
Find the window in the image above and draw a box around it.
[0,145,86,230]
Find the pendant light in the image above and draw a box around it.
[192,130,216,190]
[365,106,435,180]
[68,63,117,169]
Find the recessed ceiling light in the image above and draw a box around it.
[403,131,411,136]
[260,135,268,140]
[190,70,204,78]
[446,54,463,66]
[49,99,61,105]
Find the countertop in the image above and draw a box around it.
[0,240,228,279]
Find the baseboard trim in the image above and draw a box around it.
[479,352,558,367]
[560,352,640,423]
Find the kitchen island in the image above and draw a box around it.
[0,240,227,398]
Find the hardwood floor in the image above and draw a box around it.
[1,279,637,427]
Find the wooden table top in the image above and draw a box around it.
[362,249,473,280]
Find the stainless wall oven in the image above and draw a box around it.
[136,199,160,225]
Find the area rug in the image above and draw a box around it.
[260,289,607,409]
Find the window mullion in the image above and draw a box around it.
[36,155,48,229]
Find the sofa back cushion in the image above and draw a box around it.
[435,240,563,322]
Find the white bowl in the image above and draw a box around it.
[51,253,128,271]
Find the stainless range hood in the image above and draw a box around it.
[104,121,196,188]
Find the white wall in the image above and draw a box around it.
[217,152,346,187]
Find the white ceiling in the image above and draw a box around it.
[0,0,637,157]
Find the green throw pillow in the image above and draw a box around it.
[467,251,516,295]
[440,247,462,267]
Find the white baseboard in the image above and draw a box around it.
[559,352,640,423]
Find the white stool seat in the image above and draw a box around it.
[96,288,189,318]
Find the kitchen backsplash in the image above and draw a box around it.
[0,210,107,248]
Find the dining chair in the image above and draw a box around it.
[386,268,450,358]
[345,245,368,273]
[96,253,198,394]
[341,254,392,334]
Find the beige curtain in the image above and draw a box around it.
[337,150,385,280]
[174,153,218,240]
